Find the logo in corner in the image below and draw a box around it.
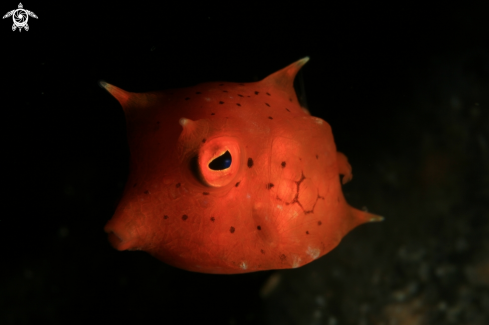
[3,3,37,32]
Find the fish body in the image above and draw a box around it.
[101,58,381,274]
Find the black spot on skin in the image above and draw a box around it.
[164,215,169,219]
[235,181,240,187]
[261,249,265,254]
[210,217,215,222]
[219,83,224,86]
[133,183,137,187]
[306,231,309,235]
[318,221,322,226]
[238,83,244,86]
[219,101,224,104]
[255,91,259,95]
[266,92,271,96]
[285,108,290,112]
[289,98,293,102]
[196,92,201,94]
[203,192,209,195]
[185,97,190,100]
[176,183,181,188]
[236,103,241,107]
[266,183,274,189]
[230,226,235,234]
[144,190,149,194]
[247,95,251,97]
[268,116,273,120]
[202,138,206,143]
[211,113,215,115]
[182,215,188,221]
[265,103,270,107]
[281,161,286,168]
[257,225,261,230]
[238,94,244,97]
[247,158,254,168]
[337,197,340,202]
[316,154,319,159]
[279,254,286,261]
[223,90,228,93]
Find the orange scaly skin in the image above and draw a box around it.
[101,58,382,274]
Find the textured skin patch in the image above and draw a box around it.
[307,247,320,260]
[291,255,302,268]
[313,117,324,125]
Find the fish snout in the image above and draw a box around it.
[104,214,144,252]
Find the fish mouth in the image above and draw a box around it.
[106,229,124,249]
[104,221,141,251]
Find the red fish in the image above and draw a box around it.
[101,58,382,274]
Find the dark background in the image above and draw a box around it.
[1,2,488,324]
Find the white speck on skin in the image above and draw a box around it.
[179,117,189,126]
[205,97,211,101]
[292,210,299,218]
[240,261,247,270]
[307,246,320,260]
[276,205,283,210]
[246,193,251,199]
[313,117,323,125]
[292,255,301,268]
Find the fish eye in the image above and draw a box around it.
[208,151,232,170]
[197,137,240,187]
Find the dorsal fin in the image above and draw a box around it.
[260,57,309,100]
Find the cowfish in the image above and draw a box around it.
[100,57,382,274]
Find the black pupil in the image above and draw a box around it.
[209,151,232,170]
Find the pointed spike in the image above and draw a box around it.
[369,215,385,222]
[296,56,310,67]
[178,117,207,138]
[99,81,154,117]
[177,118,210,158]
[260,57,310,102]
[350,207,384,225]
[99,81,132,109]
[179,117,194,128]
